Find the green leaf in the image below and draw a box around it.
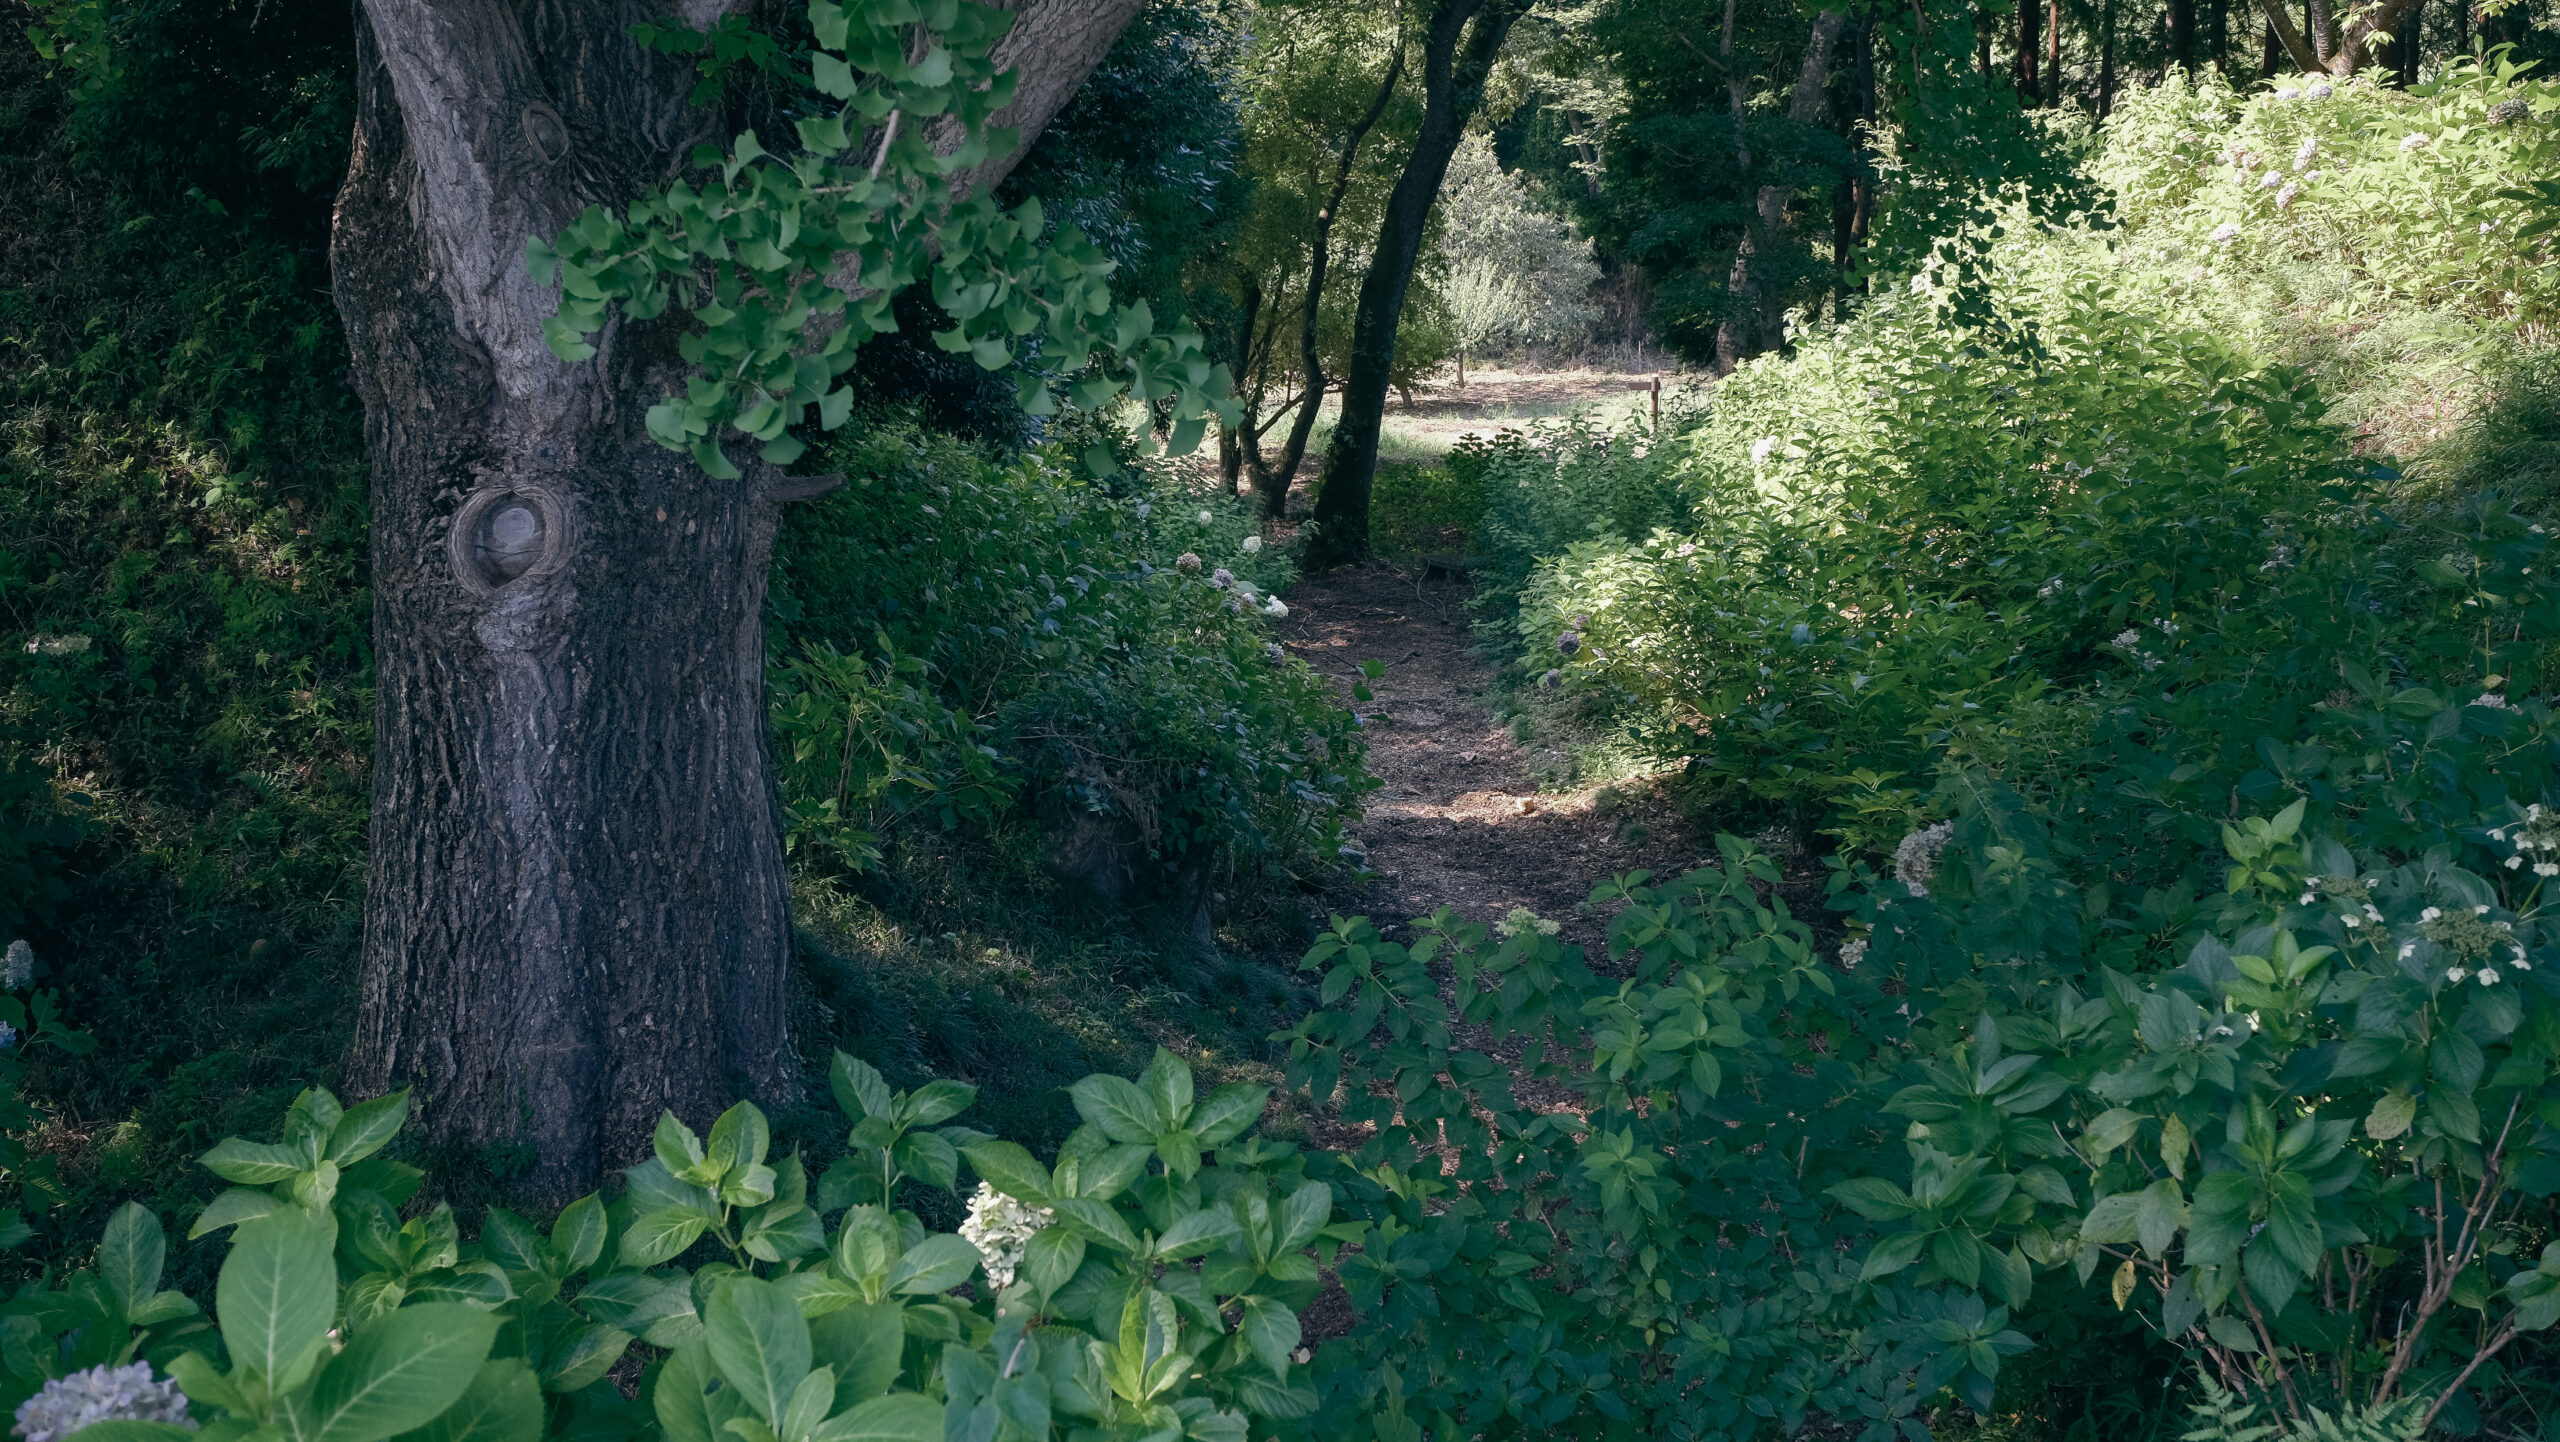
[1188,1085,1268,1148]
[1238,1297,1299,1376]
[887,1233,981,1295]
[305,1303,503,1442]
[2263,1172,2321,1273]
[705,1276,812,1424]
[218,1208,338,1383]
[1020,1226,1084,1299]
[2134,1179,2185,1261]
[809,1303,905,1403]
[2366,1087,2417,1141]
[98,1201,165,1317]
[904,1080,976,1127]
[808,1394,941,1442]
[1826,1178,1916,1221]
[653,1341,738,1442]
[1050,1196,1143,1253]
[328,1091,412,1165]
[2205,1314,2259,1352]
[202,1137,310,1185]
[1068,1076,1159,1145]
[1139,1049,1194,1127]
[960,1141,1051,1202]
[385,1360,541,1442]
[537,1324,632,1393]
[1153,1208,1242,1260]
[551,1195,606,1273]
[619,1209,710,1268]
[831,1053,892,1121]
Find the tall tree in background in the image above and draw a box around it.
[333,0,1152,1196]
[1715,3,1848,369]
[1305,0,1530,564]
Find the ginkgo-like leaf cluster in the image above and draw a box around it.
[528,0,1239,481]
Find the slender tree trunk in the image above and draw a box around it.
[2307,0,2332,61]
[2260,16,2282,74]
[2099,0,2117,114]
[2167,0,2197,71]
[335,0,1140,1199]
[2017,0,2043,99]
[1977,1,1997,80]
[2254,0,2418,74]
[1261,48,1405,521]
[1219,274,1263,494]
[1716,9,1848,372]
[1304,0,1527,568]
[2047,0,2063,95]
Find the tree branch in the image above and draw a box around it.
[2251,0,2326,73]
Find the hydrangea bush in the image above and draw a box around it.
[0,1050,1330,1442]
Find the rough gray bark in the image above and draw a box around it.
[335,0,1140,1199]
[1303,0,1526,567]
[2254,0,2419,73]
[1712,9,1847,375]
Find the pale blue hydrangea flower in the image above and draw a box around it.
[2,940,29,991]
[13,1363,195,1442]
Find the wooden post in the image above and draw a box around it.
[1650,373,1661,432]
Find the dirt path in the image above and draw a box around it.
[1275,564,1707,949]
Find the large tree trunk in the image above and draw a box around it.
[334,0,1140,1200]
[1303,0,1525,568]
[2252,0,2418,74]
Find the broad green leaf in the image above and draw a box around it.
[1069,1076,1160,1145]
[960,1141,1051,1203]
[705,1276,812,1424]
[202,1137,309,1185]
[551,1195,606,1273]
[831,1053,892,1121]
[903,1080,976,1127]
[1153,1208,1242,1260]
[1188,1085,1268,1147]
[98,1201,165,1317]
[808,1393,941,1442]
[619,1209,710,1268]
[1238,1297,1298,1376]
[305,1302,502,1442]
[810,1302,905,1403]
[537,1323,632,1393]
[385,1360,541,1442]
[886,1233,981,1294]
[218,1209,337,1382]
[328,1091,412,1165]
[652,1340,738,1442]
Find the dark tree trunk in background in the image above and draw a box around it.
[1259,49,1405,521]
[2099,0,2117,114]
[2016,0,2043,99]
[2260,16,2282,73]
[2047,0,2063,95]
[2256,0,2421,74]
[335,0,1139,1199]
[1716,9,1848,371]
[2166,0,2197,71]
[1304,0,1526,568]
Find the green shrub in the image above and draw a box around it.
[0,1050,1329,1442]
[1365,463,1488,558]
[1285,793,2560,1437]
[770,424,1369,891]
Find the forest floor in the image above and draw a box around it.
[1275,563,1709,951]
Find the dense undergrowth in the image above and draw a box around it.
[0,2,1356,1289]
[1365,54,2560,1439]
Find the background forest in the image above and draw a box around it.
[4,0,2560,1438]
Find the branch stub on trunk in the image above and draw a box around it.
[451,484,570,595]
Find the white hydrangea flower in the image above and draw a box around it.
[1136,501,1151,519]
[2276,184,2299,211]
[1261,596,1288,618]
[1209,568,1233,589]
[1197,509,1215,525]
[2112,629,2144,650]
[2294,137,2318,167]
[2211,223,2242,243]
[2259,171,2284,190]
[1241,535,1263,554]
[1495,907,1562,939]
[2448,967,2469,983]
[1838,936,1868,969]
[2038,577,2063,599]
[1751,436,1780,466]
[13,1363,196,1442]
[2400,132,2429,151]
[2306,81,2332,99]
[1,940,30,991]
[1264,643,1285,662]
[1894,822,1956,898]
[2480,968,2502,985]
[2421,907,2442,922]
[957,1183,1054,1290]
